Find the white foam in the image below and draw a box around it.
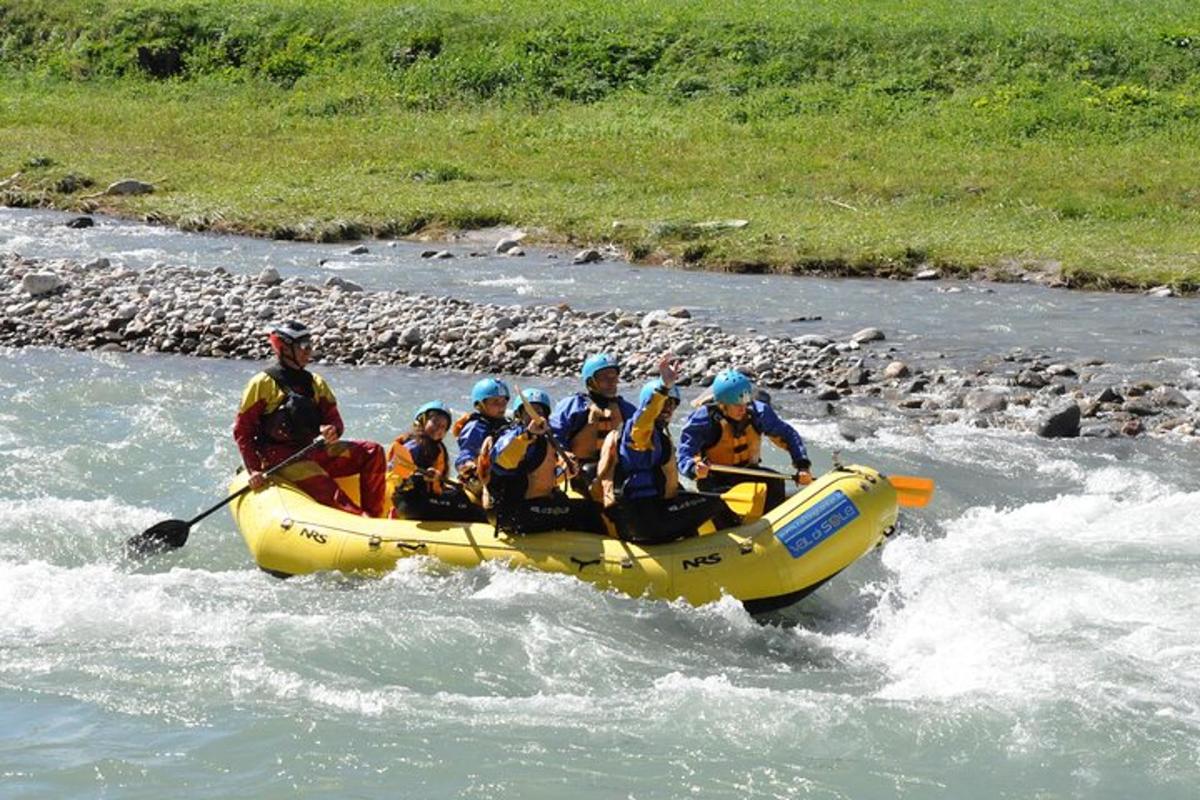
[854,478,1200,720]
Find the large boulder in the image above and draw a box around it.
[1037,402,1081,438]
[1150,386,1191,409]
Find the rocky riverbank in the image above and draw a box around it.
[2,252,1197,441]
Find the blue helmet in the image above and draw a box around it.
[470,377,510,406]
[639,379,682,408]
[712,369,753,405]
[581,353,620,385]
[414,400,452,424]
[509,388,552,417]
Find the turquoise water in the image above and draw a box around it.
[3,210,1200,798]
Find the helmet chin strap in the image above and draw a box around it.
[588,386,615,405]
[272,339,304,370]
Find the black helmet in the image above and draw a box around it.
[271,320,312,344]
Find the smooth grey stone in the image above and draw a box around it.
[21,273,65,296]
[851,327,885,344]
[964,389,1008,414]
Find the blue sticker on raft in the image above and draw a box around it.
[775,490,859,559]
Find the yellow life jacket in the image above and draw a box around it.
[386,434,447,500]
[703,406,763,467]
[569,401,626,461]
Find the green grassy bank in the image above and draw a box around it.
[3,0,1200,290]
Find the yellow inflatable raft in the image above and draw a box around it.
[230,465,899,613]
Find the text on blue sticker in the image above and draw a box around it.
[775,490,859,558]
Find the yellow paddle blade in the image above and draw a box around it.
[720,482,767,518]
[888,475,935,508]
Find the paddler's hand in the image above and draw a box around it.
[694,459,710,479]
[794,469,813,486]
[248,471,266,490]
[320,424,339,444]
[658,352,683,387]
[562,452,581,478]
[526,417,549,436]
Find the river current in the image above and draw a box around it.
[2,209,1199,798]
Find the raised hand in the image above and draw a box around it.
[658,352,683,388]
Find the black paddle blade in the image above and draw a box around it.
[125,519,190,557]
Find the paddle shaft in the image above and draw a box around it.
[188,438,324,526]
[512,384,572,460]
[708,463,791,481]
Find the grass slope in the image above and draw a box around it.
[2,0,1199,290]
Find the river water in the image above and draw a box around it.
[2,209,1199,798]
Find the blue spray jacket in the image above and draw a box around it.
[550,393,637,459]
[617,389,678,501]
[677,400,810,479]
[454,412,508,472]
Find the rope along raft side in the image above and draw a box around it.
[230,465,899,613]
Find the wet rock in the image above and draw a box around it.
[1150,386,1191,408]
[667,306,692,319]
[495,233,525,254]
[1096,386,1123,404]
[65,216,94,229]
[914,268,941,281]
[837,419,877,442]
[347,245,369,255]
[1122,398,1156,416]
[964,389,1008,414]
[851,327,885,344]
[1015,369,1048,389]
[505,248,526,257]
[1037,402,1081,438]
[573,248,602,264]
[420,250,439,258]
[21,273,65,296]
[433,250,455,259]
[1080,423,1119,438]
[1146,285,1175,298]
[1121,419,1144,437]
[83,257,110,270]
[882,361,910,380]
[401,326,423,346]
